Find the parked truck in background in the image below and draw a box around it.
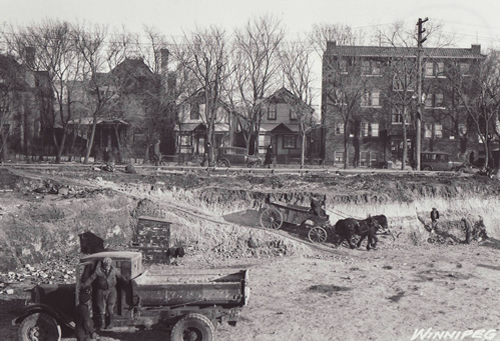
[13,251,250,341]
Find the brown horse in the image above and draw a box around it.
[334,216,381,251]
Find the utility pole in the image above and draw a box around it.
[415,17,428,171]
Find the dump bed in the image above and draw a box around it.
[132,269,249,307]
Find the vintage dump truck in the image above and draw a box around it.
[13,251,250,341]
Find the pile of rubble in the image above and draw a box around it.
[0,255,79,295]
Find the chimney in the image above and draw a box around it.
[326,41,337,51]
[471,44,481,55]
[25,46,35,69]
[160,48,169,93]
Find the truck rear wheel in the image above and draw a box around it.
[18,312,61,341]
[171,313,215,341]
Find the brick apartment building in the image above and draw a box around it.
[321,41,486,167]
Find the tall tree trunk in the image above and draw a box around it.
[113,123,123,163]
[300,132,306,168]
[84,119,98,164]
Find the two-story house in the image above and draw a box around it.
[321,41,485,166]
[175,89,235,156]
[259,87,315,163]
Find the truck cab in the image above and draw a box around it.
[14,251,250,341]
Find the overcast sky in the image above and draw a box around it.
[2,0,499,110]
[2,0,500,48]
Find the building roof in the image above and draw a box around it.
[67,118,129,126]
[324,42,485,59]
[260,123,299,133]
[174,122,230,133]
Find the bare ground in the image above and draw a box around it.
[2,166,500,341]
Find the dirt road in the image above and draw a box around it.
[4,240,500,341]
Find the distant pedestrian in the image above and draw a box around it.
[462,216,472,244]
[202,142,211,167]
[153,139,161,166]
[469,151,475,165]
[74,287,98,341]
[264,144,274,168]
[430,207,440,233]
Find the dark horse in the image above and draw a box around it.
[334,216,382,251]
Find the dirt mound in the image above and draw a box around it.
[0,168,27,190]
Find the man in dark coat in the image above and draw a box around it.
[430,207,440,233]
[83,257,127,329]
[264,144,274,168]
[74,287,98,341]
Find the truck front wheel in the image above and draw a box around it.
[171,313,215,341]
[18,312,61,341]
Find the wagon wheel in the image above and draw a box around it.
[308,226,328,243]
[260,208,283,229]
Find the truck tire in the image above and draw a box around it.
[18,312,61,341]
[171,313,215,341]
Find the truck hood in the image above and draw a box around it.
[31,284,76,318]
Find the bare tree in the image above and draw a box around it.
[0,56,22,162]
[172,26,230,166]
[6,19,82,163]
[72,21,115,163]
[323,48,367,168]
[448,49,500,170]
[279,40,317,167]
[376,20,459,169]
[232,14,285,154]
[310,23,365,56]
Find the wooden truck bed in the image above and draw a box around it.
[132,269,249,307]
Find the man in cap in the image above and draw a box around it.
[83,257,128,330]
[74,286,98,341]
[430,207,440,233]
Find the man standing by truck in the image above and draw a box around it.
[75,286,98,340]
[83,257,128,330]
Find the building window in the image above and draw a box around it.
[425,62,444,77]
[361,91,380,107]
[268,104,277,120]
[289,108,297,121]
[361,122,369,137]
[425,62,434,76]
[334,151,344,162]
[434,124,443,138]
[339,59,348,73]
[460,63,470,76]
[392,113,403,124]
[283,135,296,149]
[425,94,433,107]
[361,122,379,137]
[458,124,467,137]
[425,93,444,108]
[336,122,345,134]
[393,73,415,91]
[435,94,444,108]
[362,60,381,76]
[259,134,271,148]
[360,151,369,166]
[190,103,200,120]
[180,134,191,146]
[425,124,432,138]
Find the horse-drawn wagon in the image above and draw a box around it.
[259,195,330,243]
